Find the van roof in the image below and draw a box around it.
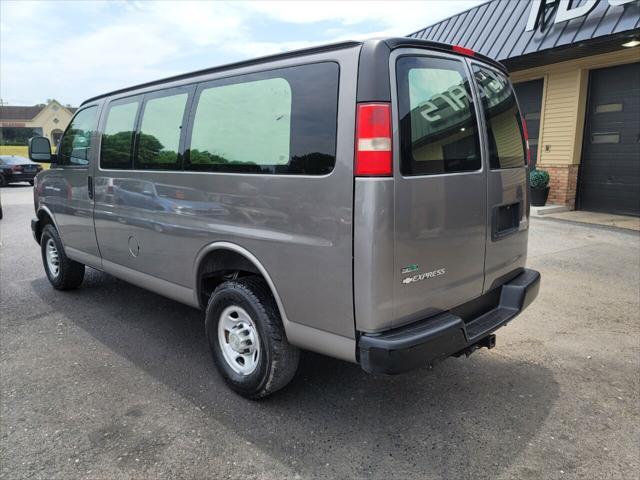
[81,37,507,106]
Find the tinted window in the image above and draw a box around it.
[58,106,98,166]
[186,62,339,175]
[135,92,188,170]
[101,99,139,169]
[397,56,481,176]
[473,66,526,169]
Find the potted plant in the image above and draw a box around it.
[530,168,550,206]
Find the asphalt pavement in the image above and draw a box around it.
[1,184,639,480]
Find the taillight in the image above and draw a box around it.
[521,115,532,167]
[11,165,23,172]
[355,103,392,176]
[452,45,475,57]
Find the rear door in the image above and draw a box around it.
[470,63,529,291]
[392,51,487,327]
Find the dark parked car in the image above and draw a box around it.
[0,155,42,186]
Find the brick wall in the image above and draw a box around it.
[541,164,579,209]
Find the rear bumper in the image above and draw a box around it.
[358,268,540,375]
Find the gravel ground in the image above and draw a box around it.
[1,184,639,480]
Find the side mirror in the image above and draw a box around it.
[28,136,52,163]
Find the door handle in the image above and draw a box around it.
[88,175,94,200]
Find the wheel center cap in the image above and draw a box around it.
[229,332,241,352]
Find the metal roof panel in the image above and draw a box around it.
[409,0,640,66]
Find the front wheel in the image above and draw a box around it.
[205,277,300,399]
[40,224,85,290]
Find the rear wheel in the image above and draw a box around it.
[40,224,85,290]
[205,276,300,399]
[0,175,6,187]
[28,180,34,186]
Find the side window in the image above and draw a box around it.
[473,66,526,169]
[101,99,139,169]
[396,56,482,176]
[58,106,98,166]
[186,62,339,175]
[135,92,188,170]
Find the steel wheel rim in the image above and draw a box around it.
[45,238,60,278]
[218,305,260,375]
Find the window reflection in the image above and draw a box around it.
[58,107,97,166]
[186,62,339,175]
[136,93,187,170]
[398,57,481,176]
[473,66,526,169]
[101,100,139,169]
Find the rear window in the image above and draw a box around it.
[472,66,526,169]
[186,62,339,175]
[397,56,482,176]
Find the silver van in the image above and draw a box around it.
[29,38,540,398]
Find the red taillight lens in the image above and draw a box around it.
[11,165,23,172]
[452,45,475,57]
[355,103,392,176]
[521,115,532,167]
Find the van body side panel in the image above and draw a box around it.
[93,47,359,340]
[353,178,395,333]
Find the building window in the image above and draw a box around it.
[591,133,620,144]
[0,127,42,146]
[595,103,623,114]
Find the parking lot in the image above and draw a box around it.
[1,184,638,480]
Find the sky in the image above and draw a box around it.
[0,0,484,107]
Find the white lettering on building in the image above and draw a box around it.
[526,0,636,32]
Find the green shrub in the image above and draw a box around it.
[530,169,550,190]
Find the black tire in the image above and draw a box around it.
[40,224,85,290]
[0,175,6,187]
[205,276,300,399]
[28,180,34,186]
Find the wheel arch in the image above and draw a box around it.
[193,242,291,327]
[35,206,59,244]
[193,242,357,364]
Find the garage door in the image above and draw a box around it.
[578,62,640,217]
